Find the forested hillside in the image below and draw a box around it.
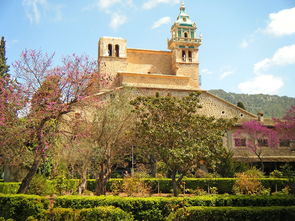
[209,89,295,118]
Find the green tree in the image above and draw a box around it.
[131,92,234,196]
[237,101,246,110]
[0,36,10,77]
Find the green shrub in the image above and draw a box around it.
[52,177,78,195]
[54,195,295,220]
[168,206,295,221]
[0,183,19,194]
[26,174,55,196]
[79,206,134,221]
[0,194,49,221]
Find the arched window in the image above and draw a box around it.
[188,51,192,62]
[115,44,120,57]
[108,44,112,56]
[182,50,186,62]
[184,32,188,38]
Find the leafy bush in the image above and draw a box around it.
[0,194,49,221]
[0,183,19,194]
[52,176,78,195]
[233,168,266,195]
[54,195,295,220]
[122,174,150,196]
[79,206,134,221]
[168,206,295,221]
[26,174,55,196]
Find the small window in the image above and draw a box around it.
[115,44,120,57]
[183,18,187,22]
[108,44,112,56]
[182,50,186,61]
[234,138,246,147]
[222,111,225,114]
[258,139,268,147]
[240,114,244,117]
[184,32,188,38]
[280,139,290,147]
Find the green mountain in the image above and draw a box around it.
[208,89,295,118]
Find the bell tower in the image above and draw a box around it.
[168,1,202,89]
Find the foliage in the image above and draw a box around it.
[270,170,283,178]
[8,49,99,193]
[275,105,295,140]
[122,173,150,196]
[234,120,279,171]
[0,178,289,195]
[54,195,295,220]
[60,89,135,195]
[168,206,295,221]
[209,89,295,118]
[0,36,9,77]
[131,92,234,196]
[0,183,20,194]
[237,101,246,110]
[52,175,78,195]
[40,206,133,221]
[233,168,265,195]
[0,194,49,221]
[26,174,55,196]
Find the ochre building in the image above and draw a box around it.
[96,2,295,169]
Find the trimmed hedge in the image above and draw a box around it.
[39,206,133,221]
[0,178,289,194]
[54,195,295,221]
[168,206,295,221]
[87,178,289,194]
[0,183,20,194]
[0,194,49,221]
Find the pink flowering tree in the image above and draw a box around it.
[11,49,101,193]
[234,120,279,171]
[275,106,295,141]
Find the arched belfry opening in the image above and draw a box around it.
[115,44,120,57]
[108,44,112,56]
[184,32,188,38]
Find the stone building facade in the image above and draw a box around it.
[95,1,295,167]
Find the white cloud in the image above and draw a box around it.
[238,74,284,95]
[265,7,295,36]
[22,0,63,24]
[110,13,127,30]
[220,71,234,80]
[143,0,179,10]
[98,0,121,9]
[254,44,295,74]
[152,16,171,29]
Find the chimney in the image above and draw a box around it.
[257,112,264,122]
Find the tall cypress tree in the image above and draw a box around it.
[0,36,10,77]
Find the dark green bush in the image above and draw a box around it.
[0,183,19,194]
[79,206,134,221]
[0,194,49,221]
[87,178,288,194]
[37,206,133,221]
[26,174,55,196]
[54,195,295,221]
[168,206,295,221]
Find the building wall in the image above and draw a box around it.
[126,49,173,75]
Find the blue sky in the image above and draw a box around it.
[1,0,295,97]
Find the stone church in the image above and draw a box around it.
[96,2,295,169]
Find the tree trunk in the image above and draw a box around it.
[171,171,178,197]
[150,155,157,178]
[78,169,87,195]
[95,163,112,195]
[17,154,41,194]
